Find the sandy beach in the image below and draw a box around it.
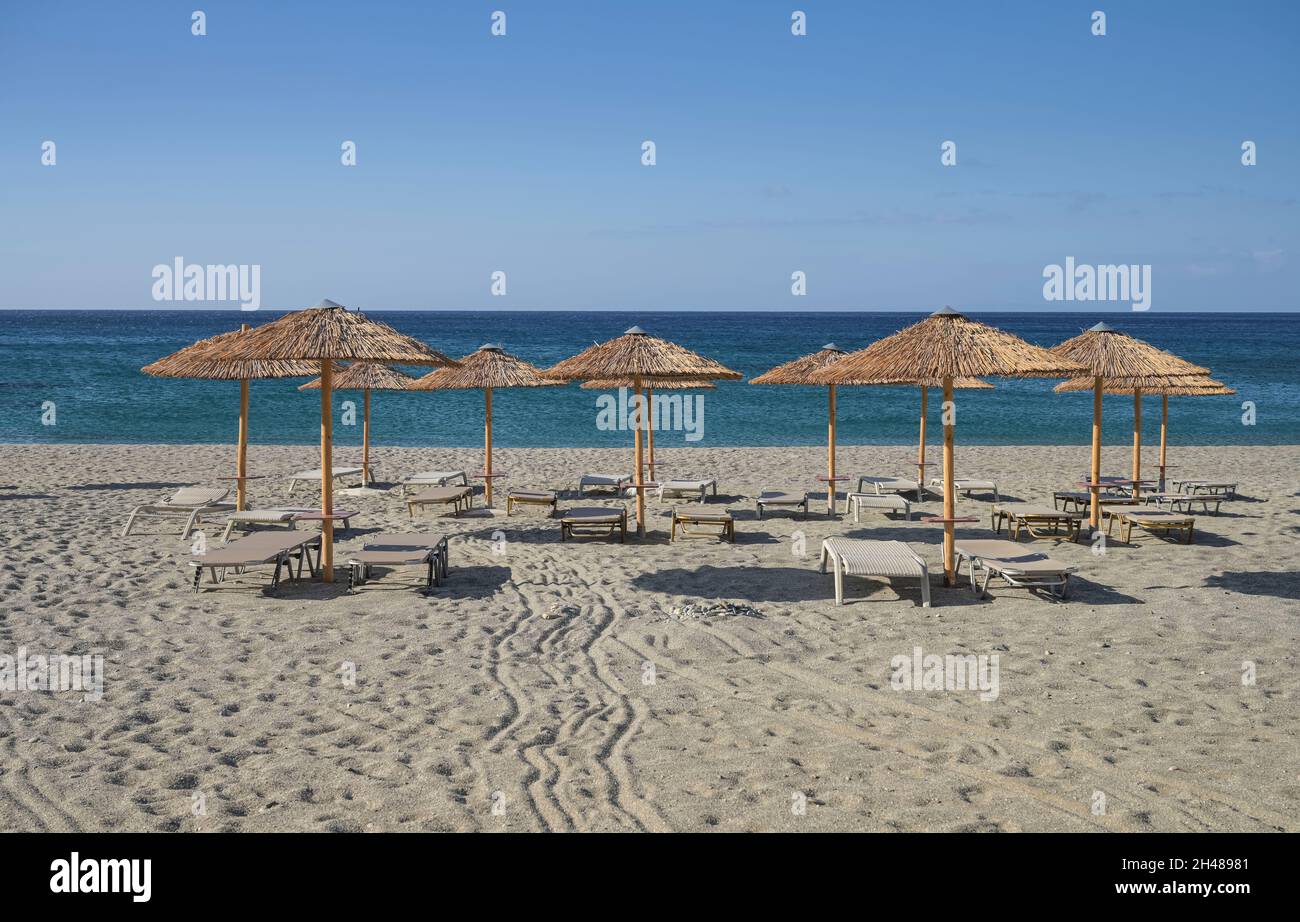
[0,441,1297,832]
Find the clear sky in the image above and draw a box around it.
[2,0,1296,311]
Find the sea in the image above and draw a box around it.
[1,310,1295,449]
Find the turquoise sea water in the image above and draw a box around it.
[1,310,1295,449]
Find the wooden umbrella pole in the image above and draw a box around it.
[235,322,251,512]
[634,383,646,536]
[1132,388,1142,489]
[941,376,956,586]
[320,359,335,582]
[827,384,837,514]
[237,377,250,511]
[362,388,371,487]
[1159,395,1169,491]
[646,386,656,482]
[484,386,494,507]
[1090,375,1102,531]
[917,384,928,490]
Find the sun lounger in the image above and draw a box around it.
[818,537,930,607]
[656,479,717,503]
[671,508,735,542]
[756,490,809,519]
[190,529,321,593]
[577,473,633,495]
[844,492,912,522]
[220,507,355,542]
[560,506,627,542]
[990,503,1083,541]
[506,489,558,516]
[406,486,473,519]
[928,478,998,502]
[287,465,365,496]
[1172,479,1238,498]
[122,487,234,539]
[346,533,449,592]
[1105,505,1196,544]
[1146,492,1227,514]
[401,470,469,495]
[857,475,923,501]
[1052,491,1137,513]
[955,539,1075,600]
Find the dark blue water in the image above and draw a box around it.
[1,310,1294,448]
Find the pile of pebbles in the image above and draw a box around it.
[669,602,763,621]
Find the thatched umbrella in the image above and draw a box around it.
[819,307,1086,586]
[1050,323,1209,528]
[581,376,716,482]
[1054,375,1234,489]
[299,362,415,489]
[545,326,742,536]
[142,324,321,511]
[410,344,562,507]
[171,300,454,581]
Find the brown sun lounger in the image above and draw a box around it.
[1052,490,1137,513]
[1105,505,1196,544]
[406,486,473,519]
[560,506,627,542]
[346,533,449,591]
[955,539,1075,600]
[991,503,1083,541]
[670,507,735,542]
[506,489,558,516]
[189,529,321,592]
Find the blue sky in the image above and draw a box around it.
[1,0,1296,311]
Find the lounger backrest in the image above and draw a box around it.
[170,487,230,506]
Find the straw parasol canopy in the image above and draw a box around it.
[546,326,742,383]
[142,325,327,511]
[190,300,454,582]
[1050,322,1210,525]
[411,344,562,506]
[582,376,716,482]
[814,308,1086,585]
[1055,374,1234,488]
[300,362,416,487]
[545,326,741,535]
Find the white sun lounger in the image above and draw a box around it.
[818,537,930,607]
[1146,492,1228,514]
[929,478,999,502]
[287,466,365,496]
[857,475,923,501]
[756,490,809,519]
[122,487,234,539]
[577,473,633,495]
[955,539,1075,600]
[990,503,1083,541]
[844,492,912,522]
[401,470,469,495]
[1172,479,1238,498]
[656,479,717,503]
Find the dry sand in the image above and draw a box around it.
[0,441,1297,832]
